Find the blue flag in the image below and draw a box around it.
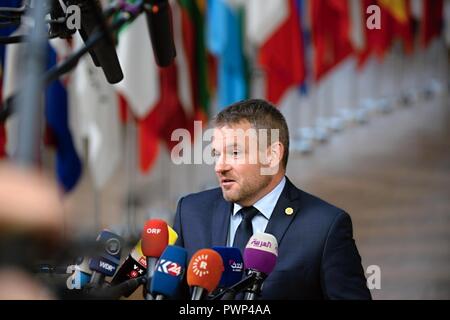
[296,0,309,95]
[45,43,82,192]
[206,0,247,110]
[0,0,22,64]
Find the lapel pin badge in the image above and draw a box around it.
[285,207,294,215]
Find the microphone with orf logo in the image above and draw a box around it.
[141,219,169,299]
[111,225,178,286]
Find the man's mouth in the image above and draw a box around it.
[220,179,236,188]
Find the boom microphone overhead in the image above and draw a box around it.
[63,0,123,83]
[143,0,176,67]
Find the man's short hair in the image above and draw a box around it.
[213,99,290,169]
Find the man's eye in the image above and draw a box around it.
[212,151,220,158]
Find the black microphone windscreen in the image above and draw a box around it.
[67,0,123,83]
[144,0,176,67]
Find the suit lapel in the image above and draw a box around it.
[211,197,232,247]
[264,178,302,247]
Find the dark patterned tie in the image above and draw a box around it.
[233,206,259,254]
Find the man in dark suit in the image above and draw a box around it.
[173,99,371,299]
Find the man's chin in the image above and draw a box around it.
[221,189,239,203]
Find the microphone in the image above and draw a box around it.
[150,245,187,299]
[187,249,224,300]
[63,0,124,83]
[86,230,123,288]
[211,247,244,300]
[242,233,278,300]
[141,219,169,299]
[143,0,176,67]
[109,241,146,287]
[110,225,178,288]
[168,225,178,245]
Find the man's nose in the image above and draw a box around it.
[215,155,232,174]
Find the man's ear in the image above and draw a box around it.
[260,142,283,176]
[269,142,283,168]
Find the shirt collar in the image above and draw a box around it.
[233,177,286,220]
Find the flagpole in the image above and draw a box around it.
[443,37,450,103]
[328,68,337,133]
[83,138,101,234]
[380,45,394,114]
[297,91,314,154]
[163,142,171,221]
[14,0,49,167]
[93,180,101,234]
[435,38,445,99]
[392,44,402,111]
[324,73,333,138]
[356,56,371,124]
[307,89,317,153]
[433,38,445,97]
[291,91,301,154]
[330,63,346,132]
[402,45,409,107]
[408,33,422,107]
[373,50,384,116]
[315,78,329,144]
[442,37,449,97]
[124,112,138,238]
[391,45,399,111]
[416,36,423,104]
[420,46,427,103]
[350,58,360,126]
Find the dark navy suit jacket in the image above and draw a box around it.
[173,177,371,300]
